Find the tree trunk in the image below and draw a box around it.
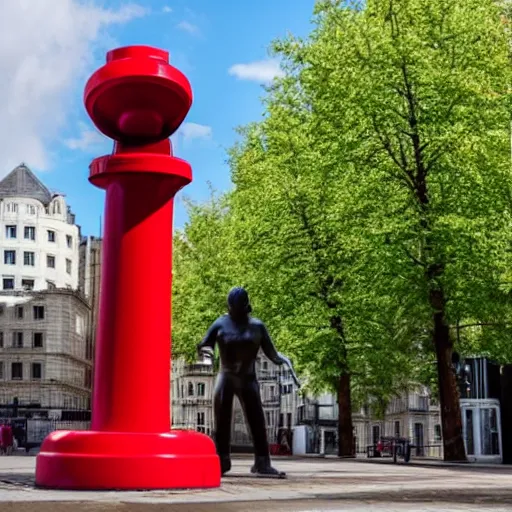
[431,289,467,462]
[337,372,355,457]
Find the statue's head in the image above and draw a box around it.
[227,287,252,317]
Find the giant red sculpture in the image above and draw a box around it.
[35,45,221,490]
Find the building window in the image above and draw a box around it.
[26,205,36,215]
[197,412,205,433]
[394,421,400,438]
[5,225,16,238]
[262,361,268,370]
[24,226,36,240]
[66,235,72,248]
[33,332,44,348]
[15,306,23,319]
[282,384,292,395]
[75,315,85,335]
[47,230,56,242]
[24,251,35,266]
[0,332,3,348]
[11,362,22,380]
[33,306,45,320]
[4,250,16,265]
[12,332,23,348]
[434,424,442,441]
[6,203,18,213]
[418,395,428,411]
[53,202,61,215]
[85,368,92,388]
[31,363,42,380]
[188,382,194,396]
[46,255,55,268]
[22,279,34,290]
[197,382,205,397]
[66,258,72,274]
[372,425,381,446]
[3,278,14,290]
[46,280,56,290]
[0,362,3,380]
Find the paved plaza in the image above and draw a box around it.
[0,455,511,511]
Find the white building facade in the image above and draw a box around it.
[0,164,80,292]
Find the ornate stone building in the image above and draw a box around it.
[0,164,92,419]
[0,289,91,418]
[78,236,102,361]
[171,354,289,447]
[171,352,443,458]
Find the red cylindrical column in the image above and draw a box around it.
[35,46,221,490]
[92,174,174,433]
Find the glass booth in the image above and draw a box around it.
[461,398,502,463]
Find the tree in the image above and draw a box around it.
[172,192,239,362]
[227,78,419,456]
[273,0,512,460]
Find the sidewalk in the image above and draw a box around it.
[0,455,510,510]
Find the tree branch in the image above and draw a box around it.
[451,322,512,330]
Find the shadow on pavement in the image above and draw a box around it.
[0,473,34,487]
[3,491,512,512]
[346,457,512,474]
[316,487,512,504]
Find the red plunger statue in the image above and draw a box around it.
[35,45,221,490]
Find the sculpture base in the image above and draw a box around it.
[35,429,221,490]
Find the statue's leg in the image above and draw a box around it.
[213,372,234,475]
[239,377,286,478]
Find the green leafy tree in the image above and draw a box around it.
[172,0,512,463]
[272,0,512,460]
[172,192,240,361]
[227,79,419,455]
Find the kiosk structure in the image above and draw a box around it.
[35,45,221,490]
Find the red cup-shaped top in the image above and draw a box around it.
[84,45,192,143]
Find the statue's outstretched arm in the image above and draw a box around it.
[276,353,301,388]
[260,324,301,387]
[260,324,284,366]
[197,320,219,360]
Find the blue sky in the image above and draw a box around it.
[30,0,316,237]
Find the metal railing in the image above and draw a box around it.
[0,417,90,451]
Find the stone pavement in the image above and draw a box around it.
[0,455,511,511]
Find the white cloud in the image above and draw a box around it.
[228,59,285,84]
[64,122,109,152]
[177,21,200,36]
[162,6,173,13]
[0,1,146,175]
[178,122,212,142]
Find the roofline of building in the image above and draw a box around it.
[0,164,53,205]
[0,288,91,309]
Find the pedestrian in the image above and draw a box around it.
[1,423,14,456]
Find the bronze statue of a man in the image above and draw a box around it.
[197,287,291,477]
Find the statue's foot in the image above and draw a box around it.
[250,456,286,478]
[250,465,286,478]
[220,455,232,475]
